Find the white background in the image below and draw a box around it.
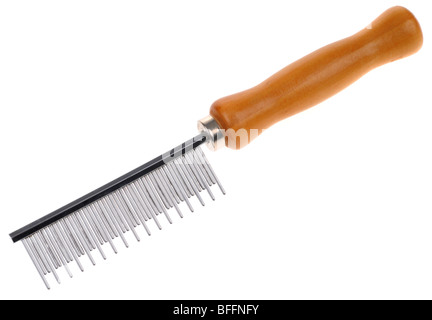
[0,0,431,300]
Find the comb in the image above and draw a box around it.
[10,6,423,289]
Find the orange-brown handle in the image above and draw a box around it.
[210,6,423,150]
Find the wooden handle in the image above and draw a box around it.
[210,6,423,150]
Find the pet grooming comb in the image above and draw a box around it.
[10,6,423,289]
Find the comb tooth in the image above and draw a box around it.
[52,223,79,270]
[60,219,84,257]
[101,194,131,234]
[158,165,184,204]
[40,229,62,270]
[22,238,51,290]
[76,210,106,260]
[139,177,163,215]
[130,182,151,222]
[144,175,172,224]
[119,189,148,230]
[111,191,143,240]
[169,161,193,198]
[196,148,226,195]
[159,168,181,204]
[43,228,73,278]
[102,194,128,234]
[81,208,104,245]
[188,153,208,191]
[105,196,126,236]
[117,185,151,235]
[165,165,194,212]
[77,214,96,251]
[192,152,215,194]
[83,206,107,244]
[192,150,213,186]
[99,199,129,248]
[110,194,131,231]
[154,169,183,218]
[73,212,96,258]
[143,176,163,214]
[71,213,95,251]
[162,166,182,202]
[148,172,171,209]
[159,168,180,203]
[135,178,160,219]
[39,230,60,269]
[87,205,118,254]
[48,225,72,264]
[117,191,141,228]
[66,217,95,266]
[122,186,152,236]
[123,185,147,224]
[181,156,203,192]
[44,228,73,278]
[175,158,205,206]
[117,190,141,228]
[28,236,49,274]
[25,237,47,275]
[113,189,143,241]
[104,199,125,240]
[94,201,118,240]
[185,153,215,201]
[119,188,150,236]
[196,150,215,186]
[53,223,84,272]
[33,232,61,284]
[134,179,162,230]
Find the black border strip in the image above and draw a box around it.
[9,134,207,243]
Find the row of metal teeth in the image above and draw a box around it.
[22,147,225,289]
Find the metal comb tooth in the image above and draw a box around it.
[44,226,74,277]
[13,139,224,289]
[22,238,50,290]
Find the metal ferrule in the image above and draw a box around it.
[197,115,225,151]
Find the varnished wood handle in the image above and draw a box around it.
[210,6,423,150]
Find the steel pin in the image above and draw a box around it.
[49,225,72,264]
[144,175,172,224]
[39,231,61,269]
[136,178,162,224]
[94,201,118,240]
[87,205,118,254]
[121,186,147,225]
[76,211,106,260]
[42,228,73,278]
[155,169,183,218]
[60,220,84,257]
[42,229,73,278]
[22,238,51,290]
[29,236,50,275]
[113,188,143,242]
[127,183,151,235]
[175,158,205,206]
[134,180,162,230]
[102,197,131,239]
[148,173,171,209]
[185,153,215,201]
[181,155,203,191]
[164,165,194,212]
[34,233,61,284]
[196,147,226,195]
[169,161,193,197]
[53,223,84,272]
[66,217,96,266]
